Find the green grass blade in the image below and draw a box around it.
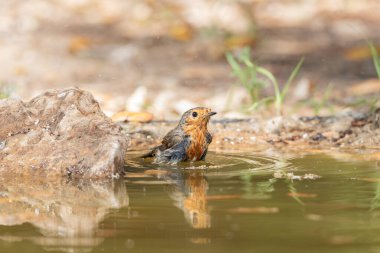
[226,52,242,77]
[227,52,249,90]
[281,57,304,99]
[239,47,251,63]
[243,58,254,68]
[248,97,274,111]
[256,67,278,88]
[323,83,334,101]
[0,84,10,99]
[369,42,380,79]
[256,66,280,99]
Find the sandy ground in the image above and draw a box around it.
[1,0,380,120]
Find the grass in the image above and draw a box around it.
[369,42,380,79]
[226,47,266,105]
[0,93,8,99]
[361,42,380,112]
[344,42,380,113]
[226,47,304,115]
[0,83,11,99]
[305,83,335,116]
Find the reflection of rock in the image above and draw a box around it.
[0,88,127,178]
[168,171,211,229]
[0,176,128,252]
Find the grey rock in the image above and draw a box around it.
[0,88,128,178]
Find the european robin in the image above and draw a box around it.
[142,107,216,163]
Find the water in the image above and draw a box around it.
[1,152,380,253]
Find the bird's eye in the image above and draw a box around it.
[192,112,198,117]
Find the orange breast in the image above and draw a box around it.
[186,130,207,161]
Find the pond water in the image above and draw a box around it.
[1,151,380,253]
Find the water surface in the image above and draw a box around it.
[1,152,380,253]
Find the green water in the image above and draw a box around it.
[1,152,380,253]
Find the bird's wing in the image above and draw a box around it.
[141,128,184,158]
[161,128,185,149]
[156,137,191,164]
[140,148,157,158]
[199,132,213,160]
[206,132,212,144]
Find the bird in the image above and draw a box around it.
[142,107,216,164]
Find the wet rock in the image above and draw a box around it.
[0,88,127,178]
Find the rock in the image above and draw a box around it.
[0,88,127,178]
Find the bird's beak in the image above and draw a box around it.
[208,111,217,117]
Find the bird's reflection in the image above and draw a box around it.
[0,176,128,253]
[165,170,211,229]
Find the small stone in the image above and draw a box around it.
[0,140,5,150]
[311,133,326,141]
[293,78,313,100]
[264,116,283,134]
[126,86,147,112]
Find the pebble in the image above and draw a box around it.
[0,140,5,150]
[126,86,147,112]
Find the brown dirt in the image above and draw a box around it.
[124,110,380,154]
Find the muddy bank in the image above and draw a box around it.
[123,109,380,154]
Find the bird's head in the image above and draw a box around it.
[179,107,216,130]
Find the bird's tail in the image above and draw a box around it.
[140,146,159,158]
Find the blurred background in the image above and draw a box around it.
[1,0,380,119]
